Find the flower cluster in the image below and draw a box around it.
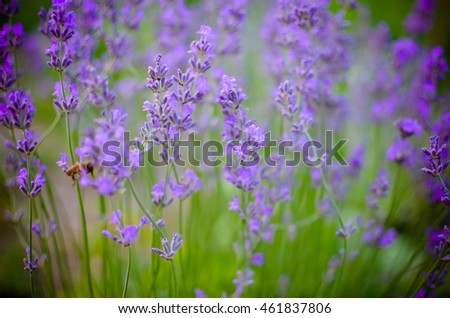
[102,210,148,247]
[421,136,450,206]
[75,108,132,196]
[152,233,183,260]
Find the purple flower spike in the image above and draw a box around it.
[52,81,79,113]
[336,221,357,239]
[188,25,216,74]
[23,247,39,273]
[386,138,415,166]
[56,153,69,171]
[421,136,449,177]
[16,168,46,198]
[151,179,173,207]
[392,39,419,69]
[395,118,423,138]
[252,253,265,267]
[7,90,36,130]
[232,268,254,298]
[366,170,390,210]
[363,221,397,248]
[152,233,183,260]
[405,0,436,36]
[169,169,202,200]
[32,219,57,238]
[17,130,39,155]
[102,210,144,247]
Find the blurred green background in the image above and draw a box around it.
[1,0,450,297]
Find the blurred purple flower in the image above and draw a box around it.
[395,118,422,138]
[386,138,415,166]
[23,247,40,273]
[363,220,397,248]
[102,210,145,247]
[405,0,435,36]
[169,169,202,200]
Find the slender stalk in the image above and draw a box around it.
[411,257,441,297]
[26,156,35,298]
[34,113,61,155]
[29,199,35,298]
[304,130,347,296]
[127,179,165,238]
[76,181,94,297]
[99,195,108,297]
[64,114,75,162]
[385,209,448,296]
[170,259,178,297]
[59,66,93,296]
[122,247,132,298]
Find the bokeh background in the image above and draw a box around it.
[1,0,450,297]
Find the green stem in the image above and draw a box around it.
[99,195,108,297]
[34,113,61,154]
[170,259,178,297]
[334,238,348,297]
[386,209,448,296]
[304,130,345,229]
[127,179,165,238]
[122,247,132,298]
[411,257,441,297]
[64,113,75,163]
[76,181,94,297]
[26,156,35,298]
[61,79,92,296]
[305,130,347,296]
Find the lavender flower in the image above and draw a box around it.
[363,220,397,248]
[188,25,215,74]
[78,65,116,108]
[392,38,419,69]
[17,130,39,156]
[6,90,35,130]
[16,168,46,197]
[4,208,23,224]
[169,169,202,200]
[395,118,422,138]
[346,145,365,178]
[232,268,254,298]
[0,0,20,18]
[421,136,449,177]
[32,219,58,238]
[404,0,436,36]
[0,60,16,92]
[23,247,39,273]
[151,179,173,208]
[386,138,415,166]
[78,108,131,196]
[47,1,76,42]
[336,220,357,239]
[229,195,245,218]
[102,210,146,247]
[246,191,274,242]
[252,253,265,267]
[366,170,390,210]
[217,0,248,56]
[42,1,77,73]
[52,81,79,113]
[152,233,183,260]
